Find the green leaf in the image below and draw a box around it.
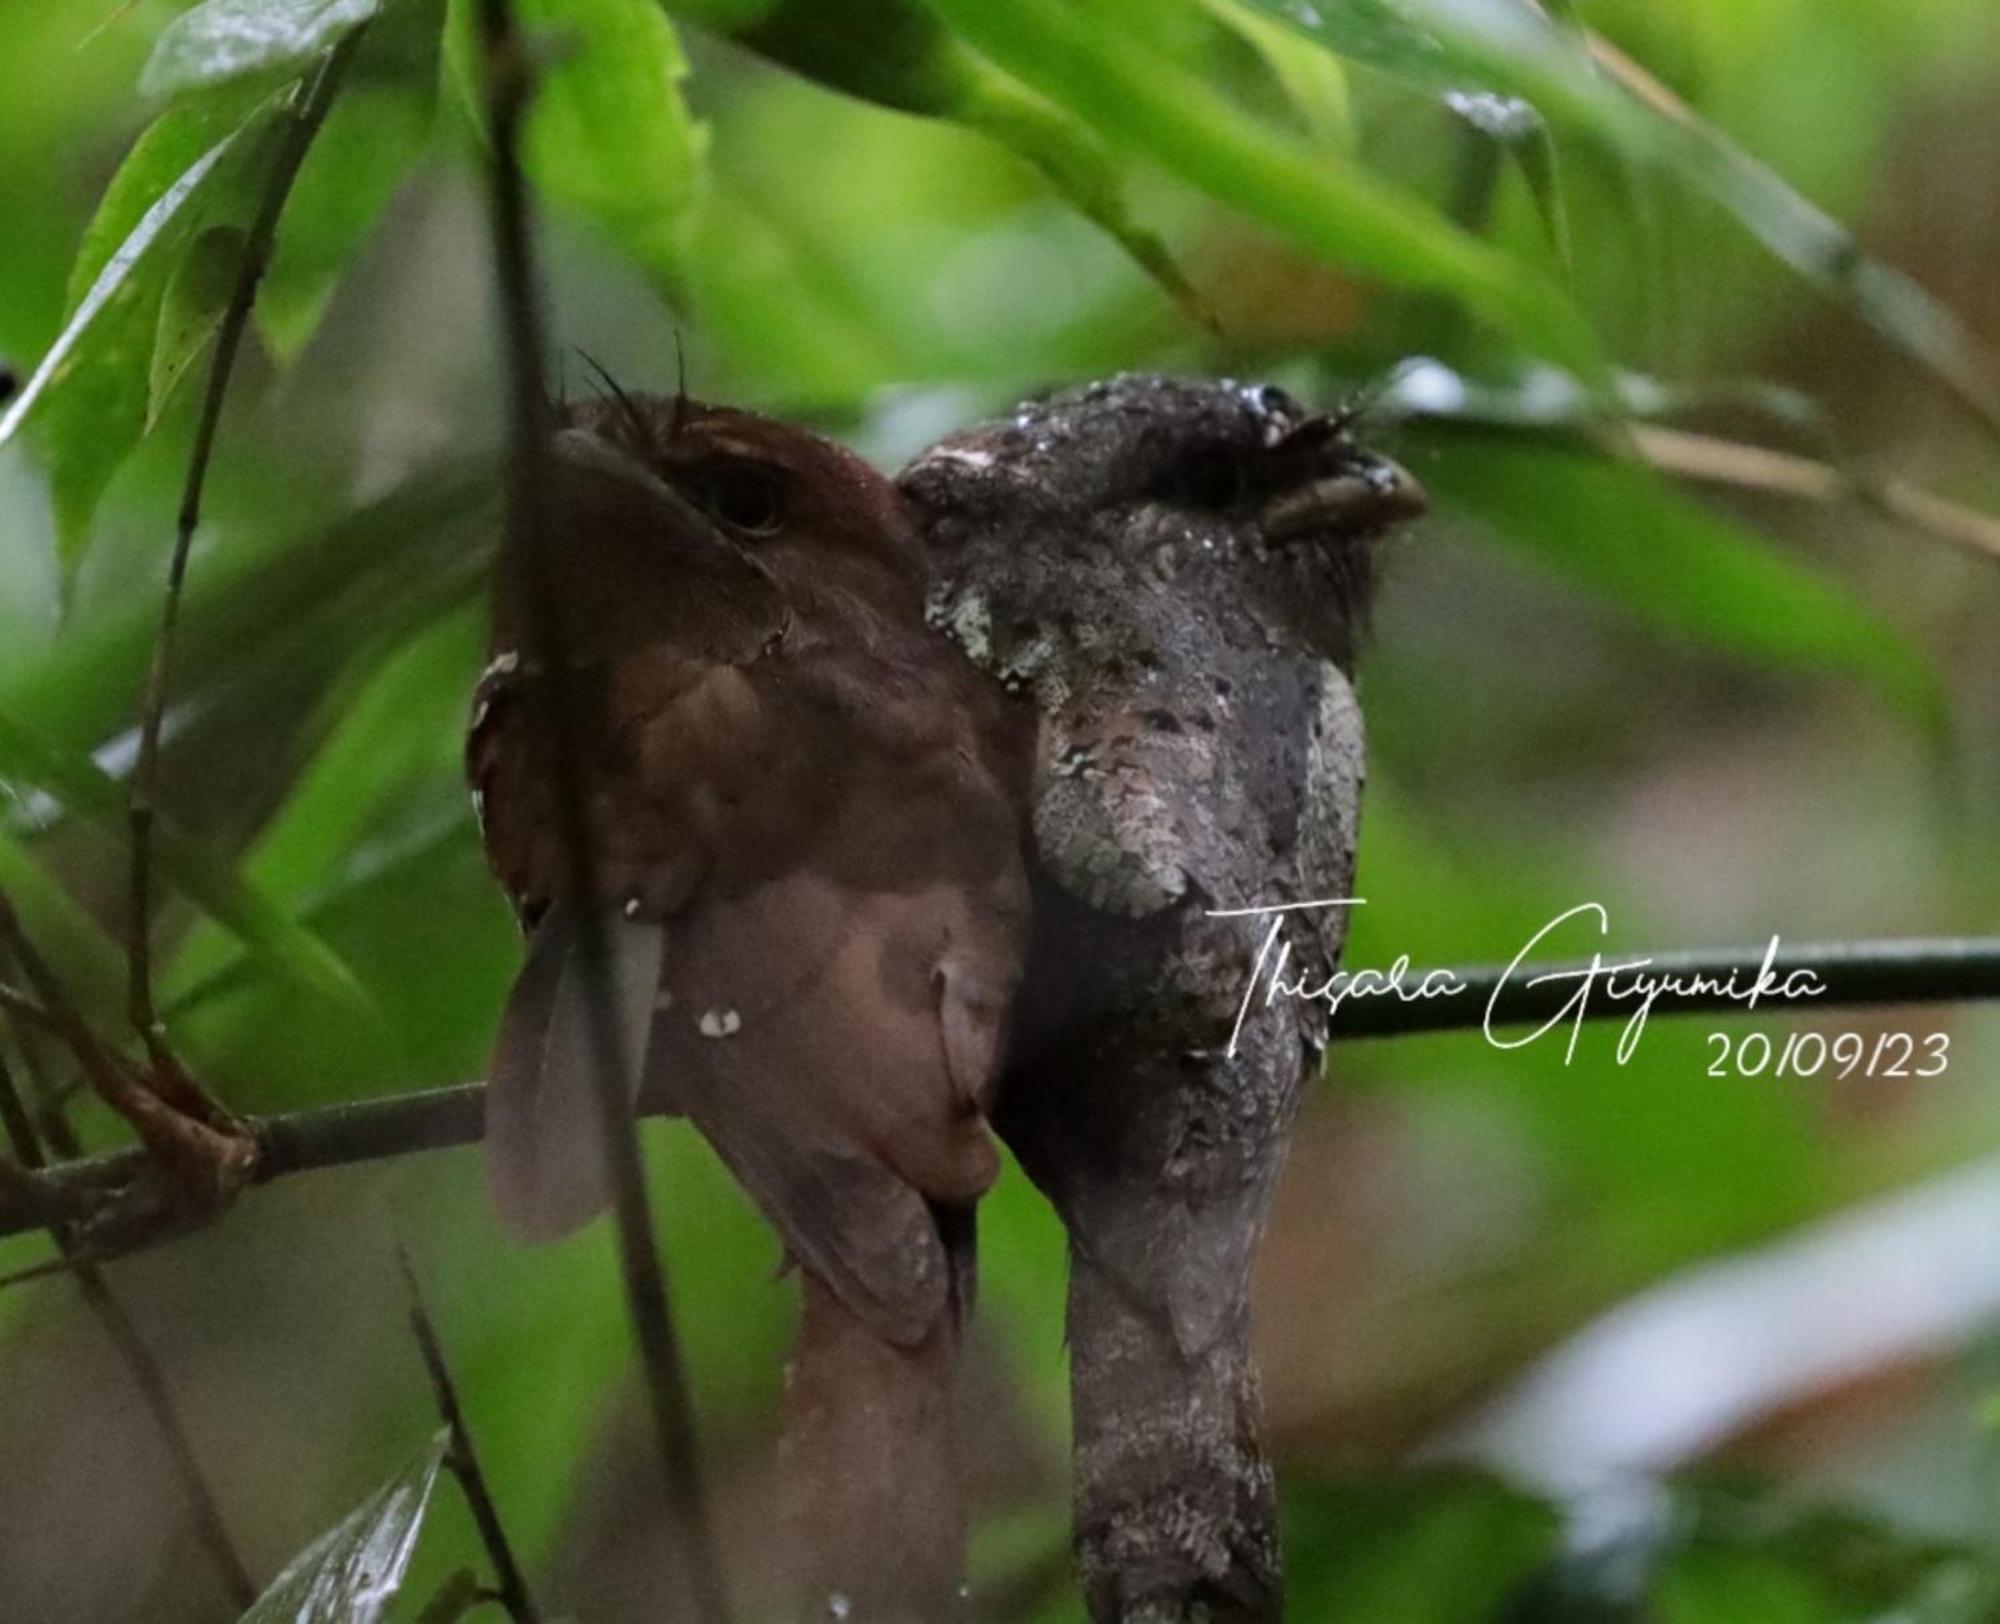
[149,224,245,427]
[0,91,277,582]
[1203,0,1352,150]
[686,0,1204,316]
[238,1430,447,1624]
[409,1568,484,1624]
[448,0,703,292]
[0,827,128,1027]
[165,609,482,1001]
[0,705,387,1031]
[1655,1545,1841,1624]
[1443,91,1570,270]
[1283,1471,1559,1624]
[142,0,381,100]
[912,0,1601,373]
[257,0,445,361]
[0,464,493,1060]
[1414,429,1947,728]
[1239,0,2000,437]
[0,459,496,759]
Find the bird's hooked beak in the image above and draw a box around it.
[1257,417,1425,545]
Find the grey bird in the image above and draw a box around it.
[899,374,1422,1621]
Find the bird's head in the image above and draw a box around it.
[899,373,1423,667]
[496,389,928,659]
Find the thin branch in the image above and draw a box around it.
[66,1268,258,1606]
[1329,932,2000,1040]
[127,23,369,1046]
[0,981,61,1037]
[399,1246,539,1624]
[0,1032,255,1608]
[5,934,1996,1243]
[465,4,730,1619]
[1629,424,2000,566]
[0,987,81,1156]
[0,897,198,1151]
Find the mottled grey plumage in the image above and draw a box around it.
[900,375,1420,1622]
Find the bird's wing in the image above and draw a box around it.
[484,903,666,1242]
[474,653,772,1242]
[1292,660,1367,1035]
[656,813,1024,1347]
[1026,696,1230,921]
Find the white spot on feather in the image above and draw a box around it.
[924,445,995,472]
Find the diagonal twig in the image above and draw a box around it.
[0,896,191,1147]
[1627,425,2000,567]
[399,1245,539,1624]
[127,22,370,1048]
[465,2,731,1618]
[0,981,61,1038]
[0,1026,255,1607]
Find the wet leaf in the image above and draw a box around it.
[1443,91,1570,268]
[0,92,276,579]
[257,0,444,361]
[1239,0,2000,436]
[237,1430,448,1624]
[143,0,381,99]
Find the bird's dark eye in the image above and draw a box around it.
[704,462,786,534]
[1177,446,1246,510]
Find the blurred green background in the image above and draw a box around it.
[0,0,1998,1618]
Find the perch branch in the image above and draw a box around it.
[1327,932,2000,1040]
[4,934,1995,1243]
[466,2,730,1617]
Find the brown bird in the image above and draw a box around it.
[902,376,1422,1621]
[467,389,1033,1619]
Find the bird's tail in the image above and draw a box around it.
[782,1240,973,1622]
[1066,1242,1281,1623]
